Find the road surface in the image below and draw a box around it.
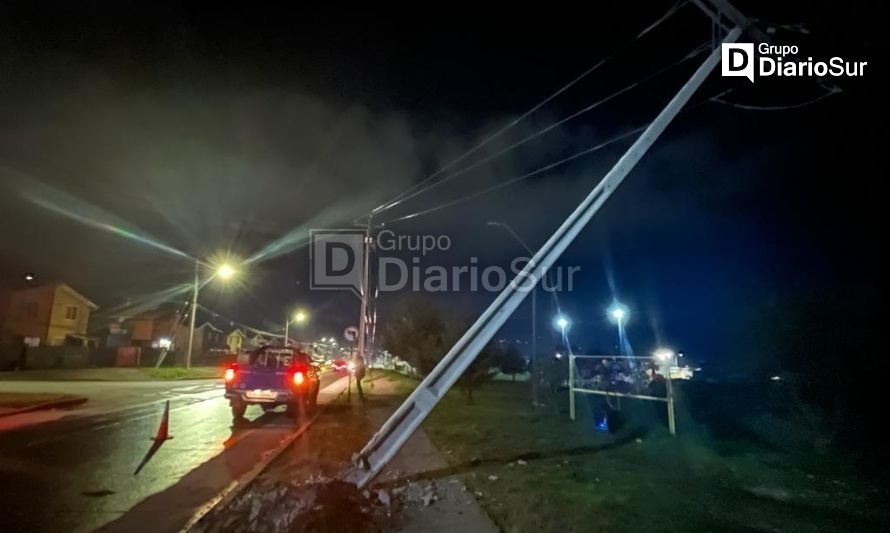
[0,372,343,532]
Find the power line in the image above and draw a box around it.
[380,126,647,224]
[711,84,841,111]
[363,0,690,220]
[378,40,710,213]
[378,85,736,226]
[195,303,286,340]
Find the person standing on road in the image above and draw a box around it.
[353,353,367,401]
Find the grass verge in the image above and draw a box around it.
[423,381,884,532]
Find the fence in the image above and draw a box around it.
[569,354,676,435]
[0,344,230,370]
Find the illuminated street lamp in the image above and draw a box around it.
[186,260,239,368]
[608,302,628,325]
[216,263,236,280]
[284,309,309,346]
[607,301,629,355]
[653,348,675,362]
[554,315,570,335]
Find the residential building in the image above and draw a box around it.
[2,283,98,346]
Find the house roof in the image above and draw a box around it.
[197,322,224,333]
[13,282,98,310]
[56,283,98,310]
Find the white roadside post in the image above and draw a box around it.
[569,352,576,421]
[666,356,677,436]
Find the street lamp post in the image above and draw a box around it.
[553,314,572,418]
[186,261,199,369]
[608,302,629,355]
[186,260,236,368]
[488,221,539,405]
[284,309,308,347]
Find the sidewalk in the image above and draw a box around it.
[361,374,497,533]
[192,371,498,532]
[372,416,498,533]
[0,392,87,418]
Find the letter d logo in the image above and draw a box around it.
[722,43,754,83]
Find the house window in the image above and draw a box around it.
[65,306,78,320]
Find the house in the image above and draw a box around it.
[114,306,227,364]
[123,307,181,348]
[175,322,226,359]
[226,328,248,354]
[2,282,98,346]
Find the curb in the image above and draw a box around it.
[0,395,88,418]
[180,377,349,532]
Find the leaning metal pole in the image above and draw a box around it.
[348,26,744,489]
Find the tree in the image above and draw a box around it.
[382,297,447,376]
[382,297,497,403]
[459,345,495,403]
[497,343,527,381]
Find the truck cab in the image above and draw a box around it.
[224,345,320,422]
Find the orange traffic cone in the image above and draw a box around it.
[154,400,173,442]
[134,400,174,475]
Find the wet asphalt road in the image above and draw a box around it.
[0,373,342,532]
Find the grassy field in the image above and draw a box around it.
[422,381,885,532]
[361,368,417,395]
[0,366,222,381]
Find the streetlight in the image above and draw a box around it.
[284,309,309,346]
[653,348,675,362]
[608,303,628,324]
[554,314,570,334]
[488,220,540,405]
[186,261,238,368]
[607,301,629,355]
[216,263,236,280]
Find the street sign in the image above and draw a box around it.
[344,326,358,342]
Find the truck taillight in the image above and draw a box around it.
[224,367,236,382]
[293,371,305,386]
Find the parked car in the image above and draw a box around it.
[331,358,348,372]
[224,345,320,421]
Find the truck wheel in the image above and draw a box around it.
[231,400,247,421]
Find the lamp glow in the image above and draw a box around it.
[653,348,675,361]
[216,264,236,280]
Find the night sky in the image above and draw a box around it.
[0,2,885,372]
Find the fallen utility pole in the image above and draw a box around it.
[348,8,748,490]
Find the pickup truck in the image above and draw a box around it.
[224,345,320,421]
